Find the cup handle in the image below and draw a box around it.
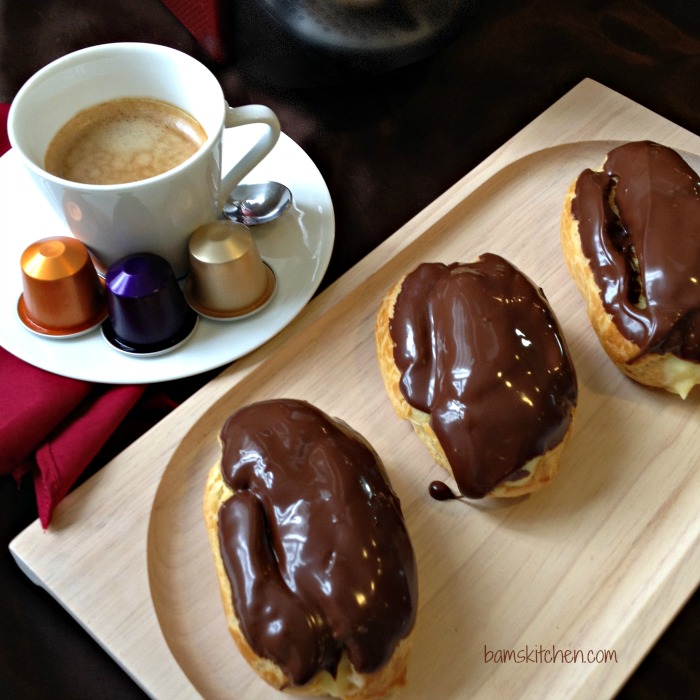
[218,103,281,209]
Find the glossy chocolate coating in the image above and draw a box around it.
[389,254,577,499]
[217,399,417,686]
[572,141,700,360]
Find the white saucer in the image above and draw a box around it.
[0,129,335,383]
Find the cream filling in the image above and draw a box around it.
[490,456,538,497]
[662,355,700,399]
[310,653,366,698]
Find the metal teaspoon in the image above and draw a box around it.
[223,181,293,226]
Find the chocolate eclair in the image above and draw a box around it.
[203,399,418,698]
[561,140,700,398]
[375,253,578,499]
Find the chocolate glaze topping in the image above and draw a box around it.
[217,399,417,686]
[389,254,577,499]
[572,141,700,360]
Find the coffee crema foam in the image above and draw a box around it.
[44,97,207,185]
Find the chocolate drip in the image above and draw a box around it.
[389,254,577,499]
[428,480,459,501]
[217,399,417,686]
[572,141,700,360]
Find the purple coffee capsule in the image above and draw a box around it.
[101,252,197,355]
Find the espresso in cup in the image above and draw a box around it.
[44,97,207,185]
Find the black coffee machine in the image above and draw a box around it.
[224,0,475,87]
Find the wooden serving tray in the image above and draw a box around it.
[11,80,700,700]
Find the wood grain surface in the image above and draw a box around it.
[11,80,700,700]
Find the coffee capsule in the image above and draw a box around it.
[185,220,276,320]
[102,252,197,355]
[18,236,107,337]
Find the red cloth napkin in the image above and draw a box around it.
[0,105,148,528]
[0,346,146,528]
[161,0,225,62]
[0,352,146,529]
[0,103,9,154]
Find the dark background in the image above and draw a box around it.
[1,1,698,697]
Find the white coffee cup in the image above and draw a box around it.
[8,42,280,278]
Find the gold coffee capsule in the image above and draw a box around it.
[185,220,276,320]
